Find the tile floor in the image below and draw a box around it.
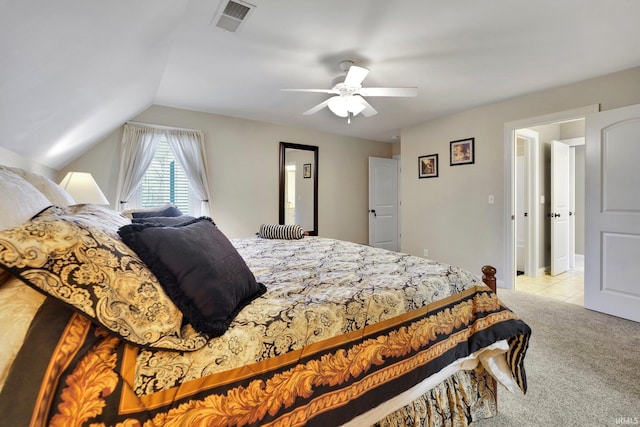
[515,269,584,306]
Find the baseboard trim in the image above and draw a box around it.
[541,257,584,275]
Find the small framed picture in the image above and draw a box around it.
[418,154,438,179]
[450,137,475,166]
[303,163,312,178]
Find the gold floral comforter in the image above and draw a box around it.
[0,237,530,426]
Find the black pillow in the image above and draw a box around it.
[132,205,183,218]
[132,215,197,226]
[118,217,266,337]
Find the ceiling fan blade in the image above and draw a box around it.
[344,65,369,87]
[357,87,418,97]
[282,88,336,94]
[354,96,378,117]
[302,98,332,115]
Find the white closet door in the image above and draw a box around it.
[585,104,640,322]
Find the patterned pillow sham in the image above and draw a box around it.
[0,269,10,287]
[258,224,304,240]
[0,206,208,351]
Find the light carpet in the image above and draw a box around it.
[475,289,640,427]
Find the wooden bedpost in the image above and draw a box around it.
[481,265,498,410]
[481,265,497,293]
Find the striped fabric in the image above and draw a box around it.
[258,224,304,240]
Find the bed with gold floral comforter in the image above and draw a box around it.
[0,205,530,426]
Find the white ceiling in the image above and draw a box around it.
[2,0,640,169]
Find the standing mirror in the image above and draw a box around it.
[279,142,318,236]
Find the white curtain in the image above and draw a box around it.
[114,124,163,211]
[166,129,212,216]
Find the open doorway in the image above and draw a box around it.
[504,105,599,301]
[514,122,585,304]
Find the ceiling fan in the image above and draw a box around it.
[282,60,418,124]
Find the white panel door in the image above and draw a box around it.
[585,104,640,322]
[551,140,571,276]
[368,157,398,251]
[569,148,576,270]
[516,153,526,272]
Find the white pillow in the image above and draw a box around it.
[0,169,51,230]
[4,166,75,206]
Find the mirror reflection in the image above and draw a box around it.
[279,142,318,236]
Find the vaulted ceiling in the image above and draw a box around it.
[3,0,640,169]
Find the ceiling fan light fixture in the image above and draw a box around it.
[346,96,366,115]
[327,96,348,117]
[328,95,365,118]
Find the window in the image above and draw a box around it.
[117,123,210,216]
[136,137,192,213]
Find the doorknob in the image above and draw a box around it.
[553,213,560,218]
[369,209,376,217]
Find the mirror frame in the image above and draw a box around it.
[279,142,319,236]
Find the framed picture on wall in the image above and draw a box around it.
[303,163,312,178]
[418,154,438,179]
[450,137,475,166]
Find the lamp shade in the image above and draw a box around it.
[59,172,109,205]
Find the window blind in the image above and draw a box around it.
[139,138,191,212]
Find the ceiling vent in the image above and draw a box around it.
[212,0,256,32]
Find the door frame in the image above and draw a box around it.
[393,154,402,248]
[515,128,540,278]
[503,104,599,289]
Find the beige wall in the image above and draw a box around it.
[0,146,56,178]
[62,105,392,243]
[401,66,640,281]
[391,142,401,157]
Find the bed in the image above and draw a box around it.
[0,166,530,426]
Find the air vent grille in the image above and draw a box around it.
[213,0,255,32]
[223,1,250,20]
